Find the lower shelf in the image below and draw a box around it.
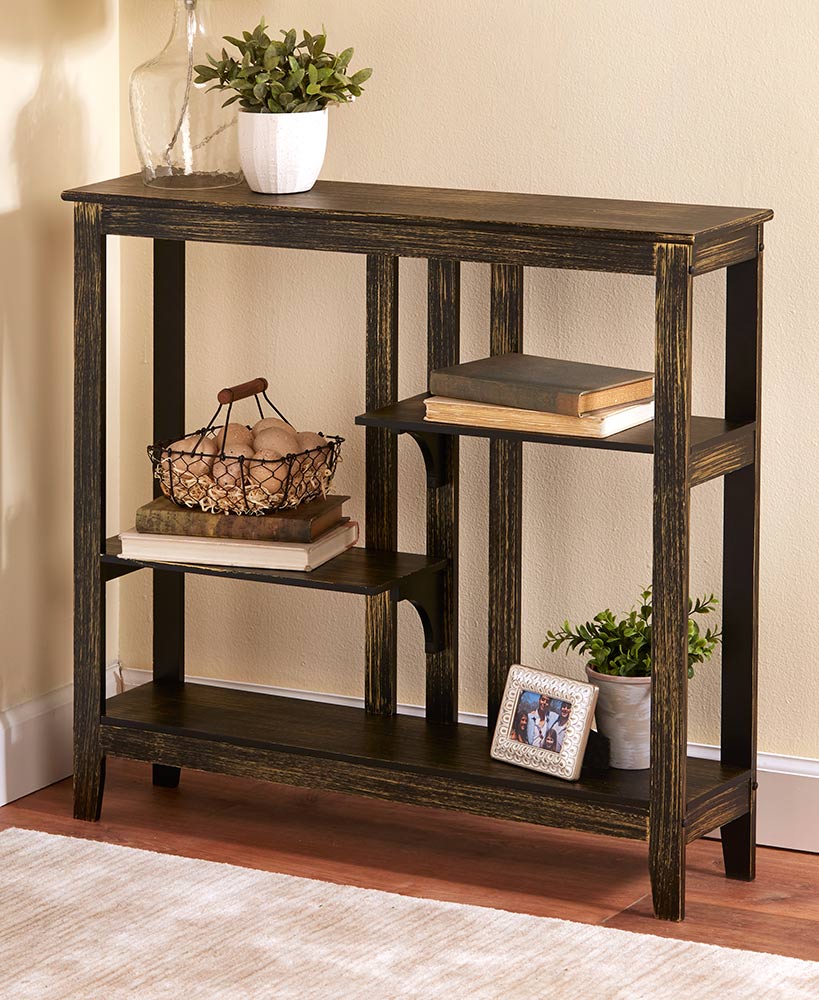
[102,682,752,843]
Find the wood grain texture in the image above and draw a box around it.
[691,224,761,275]
[152,239,186,790]
[73,202,106,822]
[649,242,693,920]
[101,208,657,274]
[102,537,445,596]
[94,682,746,842]
[685,777,752,844]
[356,394,751,459]
[488,264,523,727]
[365,255,399,715]
[688,423,756,487]
[63,175,773,242]
[426,259,460,723]
[720,240,763,880]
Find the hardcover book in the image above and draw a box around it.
[118,520,360,572]
[429,354,653,417]
[135,495,349,543]
[423,396,654,438]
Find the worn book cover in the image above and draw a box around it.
[429,354,653,416]
[119,521,360,572]
[136,495,349,543]
[424,396,654,438]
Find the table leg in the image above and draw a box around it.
[73,203,107,821]
[649,242,692,920]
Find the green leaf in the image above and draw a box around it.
[336,47,354,69]
[308,62,318,85]
[222,94,242,107]
[351,67,373,85]
[253,82,268,101]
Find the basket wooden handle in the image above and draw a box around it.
[217,377,269,405]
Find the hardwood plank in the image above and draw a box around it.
[0,761,649,924]
[62,175,773,242]
[608,842,819,961]
[102,537,445,596]
[426,259,460,723]
[97,683,745,819]
[365,254,399,715]
[73,202,106,822]
[689,422,756,487]
[650,241,693,920]
[356,394,752,464]
[488,264,523,727]
[721,241,764,879]
[2,761,815,960]
[691,224,761,275]
[102,208,658,274]
[152,238,186,790]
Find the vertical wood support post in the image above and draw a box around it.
[720,235,763,879]
[426,260,460,722]
[365,255,399,714]
[152,240,186,788]
[649,242,693,921]
[73,203,107,821]
[488,264,523,727]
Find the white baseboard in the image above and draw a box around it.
[0,666,121,807]
[120,667,819,855]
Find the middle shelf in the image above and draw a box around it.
[102,535,446,596]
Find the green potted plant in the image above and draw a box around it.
[194,20,372,195]
[544,588,721,769]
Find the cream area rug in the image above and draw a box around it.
[1,828,817,1000]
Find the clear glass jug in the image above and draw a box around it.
[129,0,242,188]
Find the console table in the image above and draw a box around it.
[63,176,771,921]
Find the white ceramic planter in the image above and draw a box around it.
[585,665,651,769]
[238,109,328,195]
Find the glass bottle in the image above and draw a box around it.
[129,0,242,188]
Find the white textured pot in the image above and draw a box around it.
[585,665,651,769]
[238,109,328,195]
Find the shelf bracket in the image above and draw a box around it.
[394,564,445,654]
[405,431,451,489]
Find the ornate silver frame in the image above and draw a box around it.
[491,665,599,781]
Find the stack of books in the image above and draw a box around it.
[425,354,655,438]
[118,495,358,571]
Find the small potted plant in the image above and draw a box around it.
[194,20,372,195]
[544,588,721,769]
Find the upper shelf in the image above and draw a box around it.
[62,175,772,276]
[356,395,756,488]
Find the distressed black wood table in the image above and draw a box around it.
[63,176,771,920]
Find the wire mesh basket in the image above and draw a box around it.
[148,378,343,515]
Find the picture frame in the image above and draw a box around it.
[491,665,599,781]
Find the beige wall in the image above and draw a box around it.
[0,0,119,711]
[117,0,818,757]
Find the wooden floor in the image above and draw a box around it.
[1,759,817,962]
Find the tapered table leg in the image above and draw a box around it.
[365,255,399,714]
[426,259,460,723]
[721,243,763,879]
[73,203,107,821]
[487,264,523,728]
[649,242,693,920]
[152,239,186,788]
